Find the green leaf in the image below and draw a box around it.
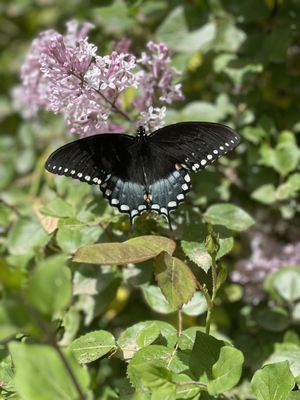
[276,173,300,200]
[56,224,102,253]
[127,345,187,390]
[265,267,300,303]
[181,241,211,272]
[154,252,196,309]
[0,358,15,392]
[190,331,224,381]
[142,285,177,314]
[251,361,295,400]
[287,391,300,400]
[204,203,255,231]
[181,238,234,272]
[156,6,215,53]
[252,184,277,205]
[256,307,290,332]
[92,0,134,33]
[266,343,300,379]
[182,291,207,316]
[40,198,74,218]
[70,330,116,363]
[9,342,90,400]
[73,236,176,265]
[274,141,300,177]
[207,346,244,395]
[27,255,72,315]
[117,321,160,359]
[7,218,49,256]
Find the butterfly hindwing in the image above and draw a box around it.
[149,122,240,172]
[149,168,191,217]
[100,176,148,221]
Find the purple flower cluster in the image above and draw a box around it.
[231,232,300,304]
[13,21,183,136]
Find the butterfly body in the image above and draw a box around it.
[45,122,240,229]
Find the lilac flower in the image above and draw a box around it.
[137,106,166,132]
[134,41,183,112]
[232,232,300,304]
[13,21,183,136]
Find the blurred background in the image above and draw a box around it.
[1,0,300,398]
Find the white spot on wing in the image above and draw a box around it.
[207,155,212,160]
[111,198,119,205]
[64,168,68,173]
[182,183,189,191]
[138,205,146,211]
[168,201,177,208]
[201,159,207,166]
[184,174,191,182]
[151,204,160,210]
[177,194,184,201]
[120,204,130,211]
[77,173,82,178]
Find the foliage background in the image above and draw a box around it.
[1,0,300,399]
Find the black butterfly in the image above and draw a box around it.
[45,122,240,229]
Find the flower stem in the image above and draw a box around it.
[28,307,86,400]
[205,255,217,334]
[75,72,133,122]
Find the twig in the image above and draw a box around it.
[178,309,183,338]
[28,307,86,400]
[73,71,133,122]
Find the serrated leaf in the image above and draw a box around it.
[266,344,300,379]
[127,345,187,390]
[181,238,233,272]
[251,361,294,400]
[73,236,176,265]
[207,346,244,395]
[9,342,90,400]
[27,255,71,315]
[204,203,255,231]
[70,330,116,363]
[190,331,224,381]
[117,321,160,359]
[142,285,176,314]
[154,252,196,309]
[182,291,207,316]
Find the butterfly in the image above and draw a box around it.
[45,122,240,230]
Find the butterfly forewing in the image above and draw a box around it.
[45,134,134,185]
[149,122,240,171]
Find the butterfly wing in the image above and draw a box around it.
[149,122,240,172]
[45,134,149,220]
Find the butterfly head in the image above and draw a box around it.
[136,126,147,140]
